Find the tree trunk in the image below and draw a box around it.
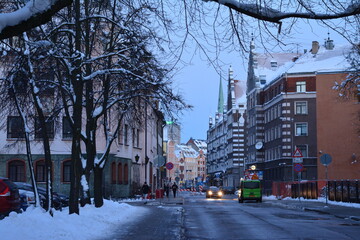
[93,165,104,208]
[69,0,83,215]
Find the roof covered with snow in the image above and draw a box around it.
[192,139,207,154]
[254,42,353,87]
[254,52,297,83]
[175,144,199,158]
[287,44,352,74]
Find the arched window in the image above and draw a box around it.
[35,160,46,182]
[8,160,26,182]
[111,162,116,184]
[124,164,129,185]
[118,163,123,184]
[62,160,71,183]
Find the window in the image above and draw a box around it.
[7,116,25,138]
[132,128,136,146]
[8,160,25,182]
[296,81,306,92]
[62,117,73,139]
[118,124,124,145]
[118,163,123,184]
[35,160,46,182]
[35,117,54,139]
[295,123,308,136]
[62,160,71,183]
[296,145,308,157]
[124,164,129,185]
[124,124,128,145]
[295,101,308,114]
[12,71,28,94]
[136,129,140,147]
[111,162,116,184]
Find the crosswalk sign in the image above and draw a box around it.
[293,148,303,158]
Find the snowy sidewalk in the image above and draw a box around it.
[264,196,360,221]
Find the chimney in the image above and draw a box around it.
[311,41,320,54]
[324,38,334,50]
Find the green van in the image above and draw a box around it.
[237,180,262,203]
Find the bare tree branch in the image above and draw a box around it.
[0,0,72,40]
[204,0,360,24]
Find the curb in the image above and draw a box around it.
[268,201,360,222]
[304,207,360,221]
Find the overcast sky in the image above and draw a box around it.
[174,19,350,143]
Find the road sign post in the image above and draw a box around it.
[292,148,304,202]
[320,154,333,205]
[292,148,304,187]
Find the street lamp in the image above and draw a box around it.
[134,154,140,164]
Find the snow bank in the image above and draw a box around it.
[1,199,149,240]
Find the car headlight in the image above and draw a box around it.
[208,191,213,195]
[218,191,223,196]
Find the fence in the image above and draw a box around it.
[291,181,318,199]
[328,180,360,203]
[273,180,360,203]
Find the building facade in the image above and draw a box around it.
[246,38,359,194]
[0,91,164,199]
[207,68,247,189]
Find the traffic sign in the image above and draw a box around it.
[294,163,303,172]
[293,157,303,163]
[166,162,174,170]
[320,153,332,166]
[293,148,303,158]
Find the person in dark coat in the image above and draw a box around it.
[164,183,170,198]
[141,182,150,199]
[172,182,178,198]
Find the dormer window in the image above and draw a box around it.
[259,75,266,84]
[253,59,258,68]
[270,60,277,69]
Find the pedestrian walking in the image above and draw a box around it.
[141,182,150,199]
[172,182,178,198]
[164,183,170,198]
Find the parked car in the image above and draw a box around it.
[0,177,21,218]
[19,189,36,211]
[14,182,64,210]
[221,186,235,195]
[57,193,69,207]
[205,186,223,198]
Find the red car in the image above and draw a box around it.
[0,177,21,218]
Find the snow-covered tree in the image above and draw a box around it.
[1,0,188,213]
[0,32,60,214]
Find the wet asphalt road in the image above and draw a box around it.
[102,193,360,240]
[182,194,360,240]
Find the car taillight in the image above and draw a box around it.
[28,195,35,202]
[0,186,10,196]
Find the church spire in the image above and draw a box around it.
[217,75,224,114]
